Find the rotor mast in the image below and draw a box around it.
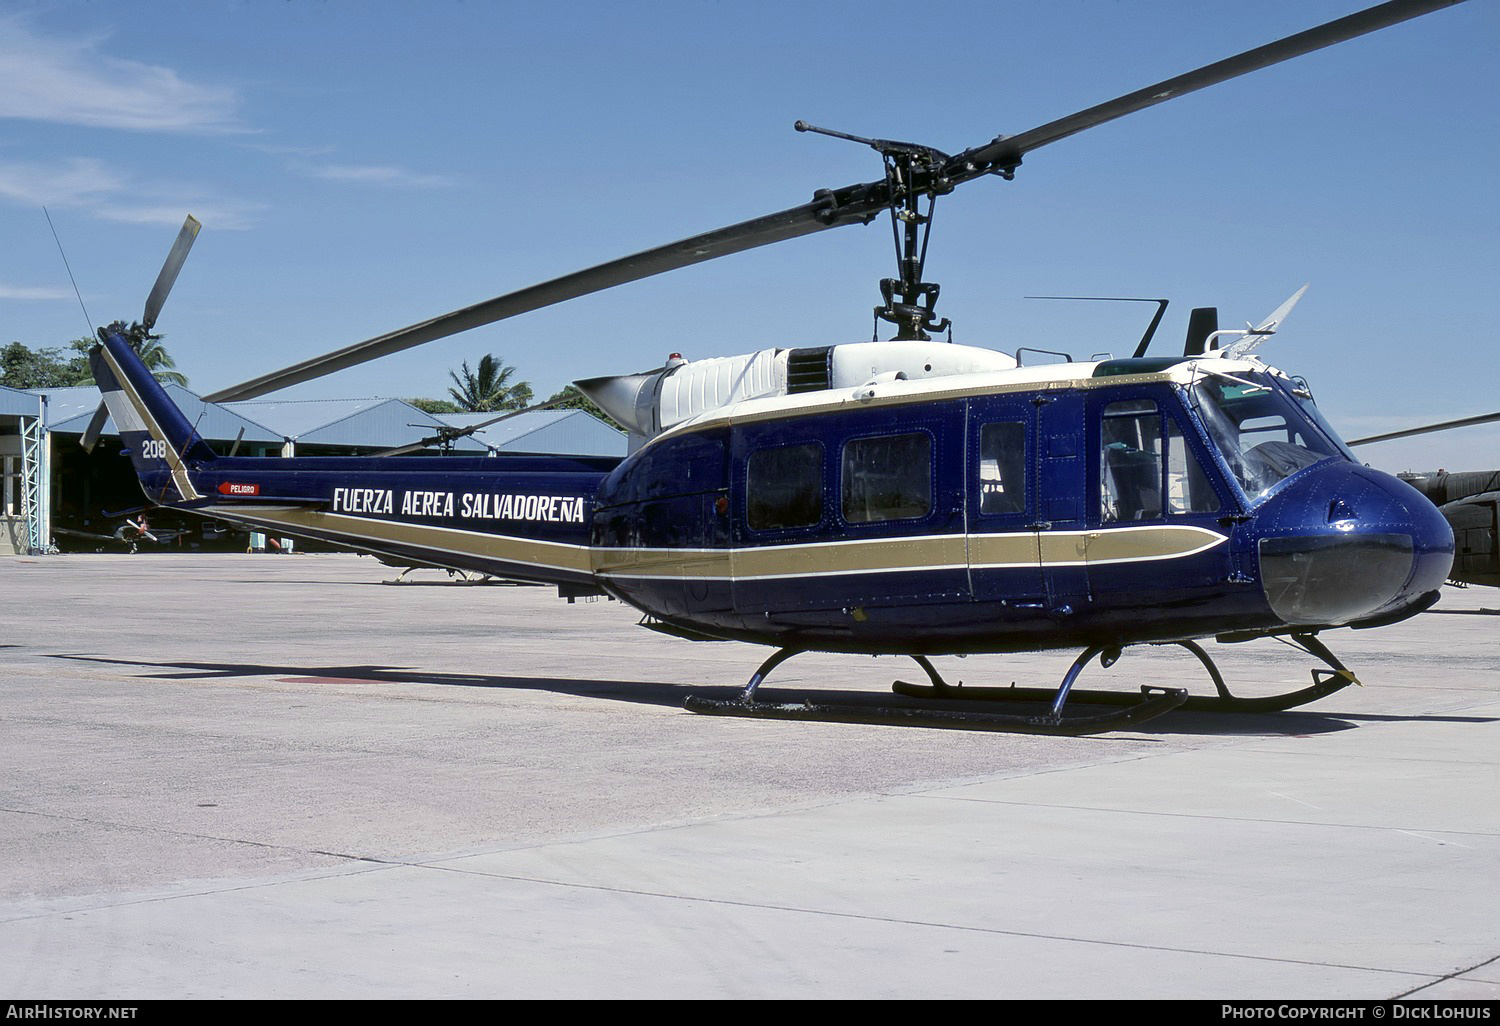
[796,121,974,342]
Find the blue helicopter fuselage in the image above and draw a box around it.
[588,357,1453,653]
[93,332,1453,657]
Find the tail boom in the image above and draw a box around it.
[198,462,607,585]
[89,330,616,586]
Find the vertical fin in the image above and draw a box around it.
[1184,307,1219,356]
[88,329,215,504]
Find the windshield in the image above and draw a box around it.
[1185,370,1347,504]
[1283,377,1357,461]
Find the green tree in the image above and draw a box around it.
[447,354,532,412]
[55,338,98,386]
[1,340,90,389]
[546,385,623,432]
[405,397,463,414]
[2,330,186,390]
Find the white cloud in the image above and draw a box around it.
[241,141,336,159]
[307,163,458,188]
[0,283,71,301]
[0,18,242,134]
[0,157,261,230]
[94,198,262,231]
[0,158,123,208]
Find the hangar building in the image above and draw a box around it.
[1,382,623,555]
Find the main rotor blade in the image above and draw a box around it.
[956,0,1466,173]
[142,215,201,330]
[206,0,1466,402]
[1348,411,1500,447]
[203,198,881,402]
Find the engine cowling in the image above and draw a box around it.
[574,340,1018,447]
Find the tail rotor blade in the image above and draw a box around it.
[142,215,201,330]
[79,402,110,453]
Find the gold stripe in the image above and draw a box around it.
[734,534,967,579]
[1080,525,1226,565]
[228,509,1220,582]
[968,532,1049,568]
[1036,531,1091,565]
[595,525,1224,581]
[223,507,594,575]
[591,545,733,579]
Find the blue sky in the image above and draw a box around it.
[1,0,1495,472]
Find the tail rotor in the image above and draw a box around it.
[81,215,200,453]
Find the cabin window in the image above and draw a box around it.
[1101,400,1164,522]
[1167,420,1221,514]
[841,432,932,523]
[978,422,1027,515]
[747,443,823,530]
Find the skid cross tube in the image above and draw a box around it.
[683,647,1188,735]
[890,636,1360,714]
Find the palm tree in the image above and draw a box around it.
[447,354,531,412]
[88,322,189,387]
[134,334,188,387]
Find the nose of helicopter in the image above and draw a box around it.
[1254,462,1454,627]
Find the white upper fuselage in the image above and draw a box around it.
[586,340,1281,453]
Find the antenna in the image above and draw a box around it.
[1023,296,1170,357]
[43,207,96,338]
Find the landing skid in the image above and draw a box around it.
[892,635,1359,714]
[386,566,494,585]
[683,634,1357,734]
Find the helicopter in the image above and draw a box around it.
[1348,415,1500,590]
[88,0,1467,735]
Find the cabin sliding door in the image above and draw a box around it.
[965,397,1045,606]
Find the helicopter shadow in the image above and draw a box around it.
[1117,706,1498,738]
[218,575,543,588]
[50,653,697,711]
[49,652,1495,739]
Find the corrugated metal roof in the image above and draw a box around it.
[221,397,404,440]
[436,409,625,456]
[39,385,284,444]
[6,380,623,456]
[223,397,476,449]
[25,385,98,425]
[0,384,44,417]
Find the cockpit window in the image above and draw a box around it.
[1186,371,1346,503]
[1100,400,1221,522]
[1101,400,1164,522]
